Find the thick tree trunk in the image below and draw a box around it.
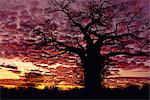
[80,48,105,91]
[83,64,102,91]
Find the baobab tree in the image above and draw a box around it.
[23,0,149,91]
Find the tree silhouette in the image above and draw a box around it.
[23,0,149,91]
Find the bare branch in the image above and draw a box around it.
[105,51,149,58]
[41,50,67,58]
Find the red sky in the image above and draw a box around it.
[0,0,149,89]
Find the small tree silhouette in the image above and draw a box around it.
[23,0,149,91]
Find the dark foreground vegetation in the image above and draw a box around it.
[1,84,149,99]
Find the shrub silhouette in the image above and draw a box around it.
[1,84,149,99]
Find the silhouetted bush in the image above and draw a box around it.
[1,84,149,99]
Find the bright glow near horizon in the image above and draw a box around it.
[0,57,149,90]
[0,69,20,79]
[0,57,149,79]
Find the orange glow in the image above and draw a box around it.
[56,85,84,90]
[56,81,84,90]
[0,58,149,90]
[1,85,17,89]
[0,69,20,79]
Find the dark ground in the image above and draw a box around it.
[0,84,149,100]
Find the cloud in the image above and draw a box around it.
[0,58,49,76]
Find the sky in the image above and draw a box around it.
[0,0,149,89]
